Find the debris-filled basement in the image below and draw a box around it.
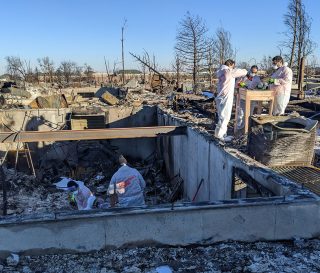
[1,1,320,271]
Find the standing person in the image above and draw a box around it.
[108,155,146,207]
[215,59,247,141]
[268,56,293,115]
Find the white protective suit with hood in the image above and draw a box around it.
[215,65,247,139]
[54,177,96,210]
[269,65,293,115]
[109,164,146,207]
[73,183,96,210]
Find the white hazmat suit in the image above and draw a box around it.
[54,177,96,210]
[73,184,96,210]
[215,65,247,139]
[109,164,146,207]
[269,65,293,115]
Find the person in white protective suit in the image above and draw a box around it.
[67,180,97,210]
[215,59,247,141]
[108,155,146,207]
[268,55,293,115]
[236,65,262,129]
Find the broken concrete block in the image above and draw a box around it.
[29,95,68,109]
[124,79,139,89]
[6,253,19,266]
[101,91,119,105]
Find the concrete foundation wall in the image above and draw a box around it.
[0,109,71,158]
[157,110,296,202]
[0,108,70,133]
[0,199,319,256]
[107,106,157,160]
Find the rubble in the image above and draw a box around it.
[0,140,177,215]
[29,94,68,109]
[0,240,319,273]
[6,254,19,267]
[1,80,320,270]
[101,91,120,105]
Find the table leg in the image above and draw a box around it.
[269,99,274,115]
[257,102,262,114]
[234,92,240,134]
[245,98,250,134]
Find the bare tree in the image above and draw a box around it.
[172,54,184,88]
[305,55,318,78]
[34,67,41,84]
[259,55,273,72]
[84,63,94,82]
[206,45,214,89]
[212,27,234,66]
[175,12,210,88]
[59,61,76,83]
[281,0,317,80]
[38,57,55,83]
[140,54,147,83]
[237,61,250,70]
[139,50,153,84]
[283,0,300,67]
[55,68,63,84]
[296,4,316,76]
[75,66,83,85]
[5,56,33,87]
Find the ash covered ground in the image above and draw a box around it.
[1,239,320,273]
[0,140,174,216]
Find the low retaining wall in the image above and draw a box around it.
[0,198,319,256]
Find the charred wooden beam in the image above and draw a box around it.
[0,126,187,143]
[129,52,170,82]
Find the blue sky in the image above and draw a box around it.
[0,0,319,73]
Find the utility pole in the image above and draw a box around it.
[121,19,127,85]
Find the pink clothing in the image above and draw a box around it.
[269,66,293,115]
[216,65,248,97]
[215,65,247,139]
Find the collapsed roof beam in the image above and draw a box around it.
[0,126,187,143]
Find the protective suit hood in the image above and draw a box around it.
[216,65,230,77]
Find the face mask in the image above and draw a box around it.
[272,64,278,70]
[67,186,75,191]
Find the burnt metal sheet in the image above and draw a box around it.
[0,126,187,143]
[272,166,320,195]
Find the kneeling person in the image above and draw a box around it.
[67,180,96,210]
[108,155,146,207]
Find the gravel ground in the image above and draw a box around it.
[1,239,320,273]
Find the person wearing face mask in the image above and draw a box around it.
[236,65,262,130]
[66,180,96,210]
[268,56,293,115]
[215,59,248,141]
[237,65,261,90]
